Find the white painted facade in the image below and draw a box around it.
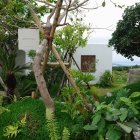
[18,28,39,50]
[17,28,39,65]
[17,29,112,84]
[72,44,112,84]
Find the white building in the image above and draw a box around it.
[17,28,39,66]
[17,29,112,84]
[72,44,112,84]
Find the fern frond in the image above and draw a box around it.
[0,106,10,115]
[46,108,60,140]
[62,127,70,140]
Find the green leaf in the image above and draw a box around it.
[112,109,121,116]
[96,102,107,111]
[20,113,27,127]
[120,97,132,105]
[119,108,128,122]
[98,118,105,135]
[125,122,140,131]
[83,124,97,130]
[129,106,139,115]
[92,113,101,125]
[129,92,140,98]
[117,122,132,133]
[106,126,122,140]
[99,135,104,140]
[3,124,20,138]
[0,106,10,115]
[105,112,113,121]
[102,1,106,7]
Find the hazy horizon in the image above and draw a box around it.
[87,37,140,66]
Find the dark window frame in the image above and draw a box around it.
[81,55,96,72]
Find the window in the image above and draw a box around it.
[81,55,96,72]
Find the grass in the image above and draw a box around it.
[0,98,47,140]
[0,97,76,140]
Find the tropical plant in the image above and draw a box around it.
[99,70,113,87]
[84,89,140,140]
[0,106,10,115]
[60,70,94,120]
[0,48,29,100]
[70,69,94,87]
[16,72,37,97]
[109,3,140,60]
[3,113,26,138]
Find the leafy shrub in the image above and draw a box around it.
[99,70,113,87]
[100,81,140,105]
[3,114,26,138]
[123,81,140,95]
[44,67,64,96]
[71,69,95,84]
[28,50,36,61]
[84,89,140,140]
[16,72,37,97]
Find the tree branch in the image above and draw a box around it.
[47,7,56,24]
[36,0,56,8]
[69,0,89,11]
[64,0,71,24]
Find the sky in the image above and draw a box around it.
[84,0,140,65]
[41,0,140,65]
[84,0,139,43]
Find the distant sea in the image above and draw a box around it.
[112,50,140,67]
[112,61,140,67]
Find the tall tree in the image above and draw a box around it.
[0,0,48,52]
[109,3,140,60]
[0,0,47,100]
[28,0,119,110]
[30,0,93,110]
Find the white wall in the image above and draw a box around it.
[18,28,39,50]
[18,28,40,63]
[72,44,112,84]
[18,28,39,74]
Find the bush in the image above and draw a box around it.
[123,81,140,95]
[99,70,113,87]
[85,88,140,140]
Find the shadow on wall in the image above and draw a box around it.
[16,50,26,67]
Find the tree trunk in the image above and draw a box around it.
[33,39,54,110]
[52,45,80,94]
